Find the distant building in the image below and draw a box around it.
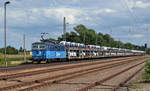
[30,51,32,55]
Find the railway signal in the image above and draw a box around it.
[145,43,147,49]
[145,43,147,54]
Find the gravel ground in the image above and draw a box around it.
[0,57,138,90]
[0,59,126,87]
[125,68,150,91]
[0,57,139,88]
[30,59,146,91]
[0,56,145,91]
[91,63,145,91]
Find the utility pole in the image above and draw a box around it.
[96,32,97,45]
[4,1,10,69]
[84,30,85,44]
[63,17,66,41]
[110,30,112,47]
[118,38,120,48]
[24,34,26,63]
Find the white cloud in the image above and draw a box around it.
[136,1,150,8]
[3,7,83,27]
[94,8,117,14]
[125,0,150,9]
[128,34,144,38]
[104,8,116,13]
[1,0,150,49]
[43,7,82,24]
[4,7,117,27]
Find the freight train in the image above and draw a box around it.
[32,41,145,63]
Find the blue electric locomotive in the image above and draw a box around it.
[32,41,66,63]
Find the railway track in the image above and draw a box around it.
[0,56,135,72]
[0,56,145,91]
[0,56,142,80]
[78,60,146,91]
[111,65,145,91]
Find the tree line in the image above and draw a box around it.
[0,46,25,54]
[0,24,150,54]
[52,24,150,54]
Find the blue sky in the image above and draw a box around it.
[0,0,150,50]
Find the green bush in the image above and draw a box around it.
[0,53,4,66]
[0,53,2,60]
[143,61,150,82]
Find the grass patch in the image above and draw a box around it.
[142,60,150,82]
[7,57,31,61]
[128,60,150,90]
[129,84,141,89]
[145,54,150,56]
[0,54,32,67]
[6,54,31,58]
[139,80,150,83]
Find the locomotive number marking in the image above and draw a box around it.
[56,52,61,56]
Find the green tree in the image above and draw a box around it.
[48,38,57,41]
[97,33,105,46]
[124,43,134,49]
[0,46,18,54]
[0,53,3,66]
[56,24,149,53]
[19,47,23,52]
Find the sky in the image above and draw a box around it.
[0,0,150,50]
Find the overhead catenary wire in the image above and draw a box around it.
[121,0,149,45]
[51,0,57,7]
[123,0,139,24]
[130,0,149,45]
[120,0,136,33]
[120,0,143,45]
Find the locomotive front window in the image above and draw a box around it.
[39,44,46,49]
[32,43,46,50]
[32,45,38,49]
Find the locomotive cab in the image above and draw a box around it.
[32,41,66,63]
[32,42,46,63]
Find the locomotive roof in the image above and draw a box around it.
[32,42,45,44]
[32,41,63,45]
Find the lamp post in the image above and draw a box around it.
[63,17,66,41]
[4,1,10,69]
